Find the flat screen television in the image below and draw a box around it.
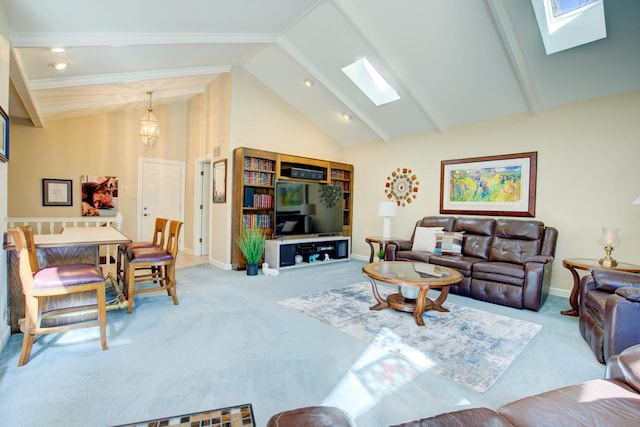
[274,180,343,238]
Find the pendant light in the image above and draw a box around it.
[140,91,159,148]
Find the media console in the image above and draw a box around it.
[264,236,350,270]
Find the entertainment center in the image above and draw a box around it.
[231,147,353,270]
[265,236,351,270]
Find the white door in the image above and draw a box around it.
[138,158,185,246]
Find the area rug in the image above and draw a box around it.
[112,403,255,427]
[279,283,542,393]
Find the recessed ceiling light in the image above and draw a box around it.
[342,58,400,106]
[51,47,65,53]
[304,79,314,87]
[50,62,68,70]
[341,113,352,121]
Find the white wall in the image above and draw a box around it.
[346,91,640,296]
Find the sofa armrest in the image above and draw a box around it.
[387,238,413,251]
[523,255,553,264]
[605,344,640,393]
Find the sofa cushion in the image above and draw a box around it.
[498,379,640,427]
[434,231,464,255]
[472,261,525,286]
[489,219,543,264]
[453,217,495,259]
[428,255,482,276]
[412,227,443,252]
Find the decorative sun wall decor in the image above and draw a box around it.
[385,167,419,207]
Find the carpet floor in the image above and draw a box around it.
[279,283,543,393]
[0,261,605,427]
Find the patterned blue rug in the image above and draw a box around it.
[279,283,542,393]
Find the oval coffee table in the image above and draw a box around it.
[362,261,463,326]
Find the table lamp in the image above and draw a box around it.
[598,227,619,267]
[377,201,398,239]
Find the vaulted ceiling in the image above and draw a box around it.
[5,0,640,146]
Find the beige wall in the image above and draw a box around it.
[0,1,12,350]
[345,90,640,296]
[8,102,188,240]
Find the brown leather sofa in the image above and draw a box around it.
[393,343,640,427]
[266,345,640,426]
[385,216,558,311]
[579,268,640,363]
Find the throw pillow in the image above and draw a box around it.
[434,231,465,255]
[411,227,443,252]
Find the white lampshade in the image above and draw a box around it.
[632,196,640,205]
[377,201,398,217]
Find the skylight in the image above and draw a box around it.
[531,0,606,54]
[341,58,400,106]
[549,0,599,20]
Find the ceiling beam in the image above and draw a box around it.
[10,32,279,48]
[9,48,44,127]
[38,87,210,114]
[486,0,543,115]
[29,66,231,90]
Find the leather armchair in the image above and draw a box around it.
[579,268,640,363]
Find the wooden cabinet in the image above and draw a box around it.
[231,147,354,270]
[232,148,277,269]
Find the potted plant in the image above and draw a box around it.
[236,228,267,275]
[377,248,386,261]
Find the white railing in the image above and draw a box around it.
[5,213,124,265]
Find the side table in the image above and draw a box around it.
[561,258,640,317]
[365,236,400,263]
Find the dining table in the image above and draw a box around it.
[4,226,132,333]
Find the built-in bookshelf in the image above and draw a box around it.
[231,147,354,270]
[330,162,353,234]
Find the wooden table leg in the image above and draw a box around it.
[412,288,430,326]
[561,264,580,317]
[431,286,451,313]
[366,277,389,310]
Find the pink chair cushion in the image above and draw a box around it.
[127,247,173,263]
[32,264,104,289]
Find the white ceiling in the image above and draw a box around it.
[5,0,640,146]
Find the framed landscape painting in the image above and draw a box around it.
[440,152,537,217]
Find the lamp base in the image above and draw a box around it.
[599,257,618,267]
[382,217,392,239]
[599,245,618,267]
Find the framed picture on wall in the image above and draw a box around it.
[0,106,9,163]
[440,151,537,217]
[42,178,73,206]
[213,159,227,203]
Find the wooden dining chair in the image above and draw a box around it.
[123,220,183,313]
[9,226,108,366]
[116,217,168,284]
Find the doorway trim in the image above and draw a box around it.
[194,155,212,257]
